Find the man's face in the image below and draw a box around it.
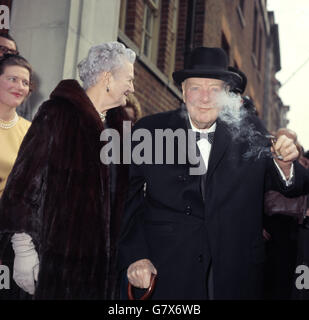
[0,36,17,57]
[182,77,224,129]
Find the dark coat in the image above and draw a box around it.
[118,106,309,300]
[0,80,114,299]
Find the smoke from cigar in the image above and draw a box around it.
[214,91,276,160]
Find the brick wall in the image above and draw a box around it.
[157,0,174,75]
[125,0,144,48]
[175,0,188,73]
[122,0,183,115]
[133,60,181,116]
[193,0,206,48]
[195,0,268,116]
[121,0,270,118]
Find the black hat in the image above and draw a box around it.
[172,47,241,85]
[228,66,247,94]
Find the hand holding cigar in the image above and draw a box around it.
[267,133,299,162]
[265,131,299,179]
[265,134,283,160]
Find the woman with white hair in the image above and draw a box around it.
[0,41,135,299]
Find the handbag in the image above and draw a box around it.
[264,190,307,220]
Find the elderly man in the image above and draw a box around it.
[118,47,309,299]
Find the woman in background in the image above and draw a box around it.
[0,54,32,196]
[0,54,32,300]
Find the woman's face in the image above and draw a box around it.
[108,60,134,107]
[0,65,30,109]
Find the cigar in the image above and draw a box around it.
[265,134,283,160]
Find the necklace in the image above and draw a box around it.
[98,111,106,122]
[0,112,19,129]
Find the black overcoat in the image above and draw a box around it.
[118,106,309,300]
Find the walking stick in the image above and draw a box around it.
[128,273,157,300]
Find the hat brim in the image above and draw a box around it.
[172,69,241,86]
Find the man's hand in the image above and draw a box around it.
[263,229,271,241]
[127,259,157,288]
[272,134,299,179]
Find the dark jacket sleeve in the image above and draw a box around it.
[247,113,309,197]
[265,157,309,197]
[0,101,55,250]
[117,121,151,271]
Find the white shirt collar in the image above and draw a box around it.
[188,113,216,133]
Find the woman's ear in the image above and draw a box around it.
[99,71,111,86]
[24,86,32,99]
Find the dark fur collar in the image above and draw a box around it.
[49,79,104,133]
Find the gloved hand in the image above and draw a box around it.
[11,233,39,295]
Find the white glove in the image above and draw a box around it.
[11,233,39,295]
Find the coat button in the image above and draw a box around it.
[178,175,187,182]
[185,205,192,215]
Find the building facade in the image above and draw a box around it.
[3,0,288,130]
[263,10,289,132]
[5,0,122,119]
[118,0,286,122]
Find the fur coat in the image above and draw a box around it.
[0,80,121,299]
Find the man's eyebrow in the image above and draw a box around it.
[188,81,223,86]
[208,81,223,85]
[187,82,202,86]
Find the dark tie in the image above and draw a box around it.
[195,132,215,145]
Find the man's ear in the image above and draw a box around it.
[224,83,232,93]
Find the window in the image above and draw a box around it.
[221,32,230,64]
[142,5,153,57]
[142,0,160,61]
[258,27,263,70]
[239,0,245,13]
[169,0,179,78]
[237,0,246,28]
[252,6,258,55]
[119,0,127,32]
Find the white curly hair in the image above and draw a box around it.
[77,41,136,90]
